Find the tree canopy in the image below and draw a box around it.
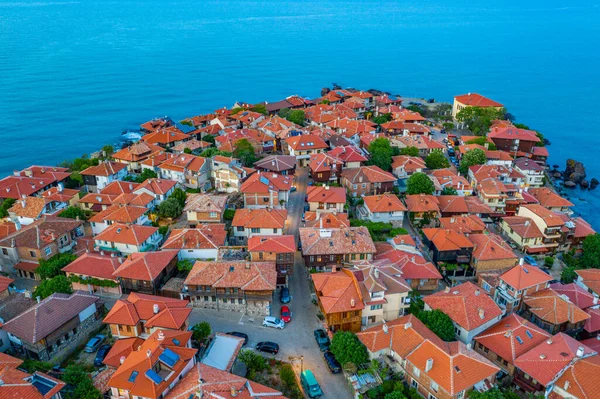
[465,136,497,150]
[581,234,600,268]
[33,275,73,299]
[62,364,103,399]
[415,309,455,341]
[37,253,77,280]
[456,106,506,135]
[124,168,157,183]
[459,148,487,175]
[441,186,458,195]
[406,172,435,195]
[0,198,16,218]
[279,108,305,126]
[191,321,212,343]
[58,206,89,221]
[399,146,419,157]
[425,149,450,169]
[157,198,183,219]
[200,148,232,158]
[233,139,258,167]
[170,187,187,208]
[367,138,394,171]
[371,113,392,125]
[330,331,369,367]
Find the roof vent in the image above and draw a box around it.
[147,349,152,358]
[547,338,553,345]
[404,322,412,330]
[539,354,546,359]
[120,356,126,364]
[153,304,160,314]
[382,324,388,334]
[479,309,485,319]
[350,298,355,307]
[425,358,434,372]
[576,346,585,357]
[475,289,480,296]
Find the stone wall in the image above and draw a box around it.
[190,296,270,316]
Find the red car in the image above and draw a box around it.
[280,305,292,323]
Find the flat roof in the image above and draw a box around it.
[201,333,244,371]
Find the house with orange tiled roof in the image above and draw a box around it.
[404,194,441,222]
[157,153,210,190]
[514,157,545,187]
[306,185,346,213]
[391,155,426,178]
[183,194,228,226]
[424,282,504,343]
[392,135,446,157]
[308,152,343,183]
[436,195,469,217]
[492,261,554,313]
[499,216,546,254]
[107,329,197,399]
[94,223,161,255]
[469,233,517,274]
[422,228,474,266]
[0,352,65,398]
[527,187,574,214]
[81,161,129,193]
[328,145,367,169]
[253,155,296,175]
[141,126,192,149]
[517,204,566,254]
[513,333,596,394]
[7,196,52,226]
[299,226,376,271]
[575,268,600,297]
[550,354,600,399]
[112,250,178,295]
[113,141,165,172]
[248,235,296,283]
[452,93,503,119]
[303,210,350,228]
[312,269,364,332]
[405,339,500,399]
[430,169,473,196]
[62,252,123,296]
[488,125,540,155]
[522,288,590,335]
[102,336,145,368]
[103,293,191,338]
[0,166,71,202]
[210,155,254,193]
[89,204,149,235]
[231,208,287,244]
[184,260,277,315]
[439,215,486,235]
[240,171,292,209]
[285,134,328,166]
[171,138,212,155]
[161,224,227,260]
[134,178,178,205]
[381,120,431,136]
[341,165,396,197]
[473,313,551,376]
[358,193,406,224]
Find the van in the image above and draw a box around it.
[301,370,323,398]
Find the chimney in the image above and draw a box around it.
[564,381,570,391]
[445,286,450,293]
[36,296,41,303]
[519,258,524,266]
[479,308,485,319]
[158,331,165,341]
[350,298,355,307]
[383,324,389,334]
[547,338,553,345]
[374,268,380,278]
[594,296,599,305]
[231,387,238,397]
[404,322,412,330]
[146,349,152,358]
[576,346,585,357]
[120,356,126,364]
[475,289,480,296]
[325,185,330,190]
[425,358,433,372]
[153,304,160,314]
[21,199,26,208]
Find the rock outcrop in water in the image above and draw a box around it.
[564,159,586,187]
[591,178,599,190]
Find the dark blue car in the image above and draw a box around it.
[280,287,291,304]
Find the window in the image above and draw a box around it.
[223,298,228,303]
[237,226,244,232]
[482,282,491,292]
[411,379,418,389]
[211,296,216,302]
[370,304,383,310]
[457,391,465,399]
[430,382,438,393]
[29,250,36,258]
[209,212,217,218]
[353,184,357,190]
[273,228,277,233]
[412,366,420,377]
[251,228,260,233]
[429,393,437,399]
[310,256,314,262]
[238,299,243,304]
[204,296,209,301]
[362,183,366,188]
[330,255,335,261]
[2,248,7,255]
[259,252,263,260]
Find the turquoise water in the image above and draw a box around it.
[1,0,599,225]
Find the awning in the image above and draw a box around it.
[525,246,548,254]
[14,261,39,272]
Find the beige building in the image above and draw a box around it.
[452,93,503,119]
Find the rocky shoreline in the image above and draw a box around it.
[552,159,598,190]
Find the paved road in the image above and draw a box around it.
[191,167,351,399]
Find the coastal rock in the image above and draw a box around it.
[580,179,590,189]
[564,181,576,188]
[367,89,387,96]
[564,159,586,185]
[553,172,562,179]
[320,87,330,96]
[590,178,599,190]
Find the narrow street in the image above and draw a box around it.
[191,166,351,399]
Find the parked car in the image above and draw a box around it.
[290,186,297,192]
[301,213,306,222]
[303,205,310,212]
[226,331,249,346]
[301,370,323,398]
[280,305,292,323]
[323,351,341,373]
[94,344,112,367]
[263,316,285,329]
[313,329,330,351]
[524,255,538,266]
[84,335,105,353]
[256,341,279,354]
[280,287,291,304]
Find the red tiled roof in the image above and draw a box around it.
[552,355,600,399]
[422,228,474,251]
[62,252,121,280]
[231,208,287,229]
[523,288,590,325]
[363,193,407,213]
[81,161,127,177]
[455,93,503,107]
[299,226,376,256]
[514,333,596,386]
[303,211,350,228]
[103,292,189,328]
[341,165,396,184]
[312,270,364,314]
[549,282,598,310]
[424,282,503,331]
[135,178,177,196]
[286,134,328,151]
[488,126,540,143]
[575,269,600,294]
[94,223,158,246]
[102,180,140,195]
[112,250,178,282]
[240,172,292,194]
[248,235,296,254]
[501,216,544,239]
[0,276,14,294]
[374,242,442,281]
[307,185,346,204]
[528,188,574,209]
[438,215,486,234]
[474,313,550,363]
[103,337,144,367]
[500,264,553,291]
[328,146,367,163]
[89,204,147,223]
[470,233,517,263]
[162,225,227,250]
[405,194,440,213]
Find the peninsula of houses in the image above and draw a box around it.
[0,88,598,399]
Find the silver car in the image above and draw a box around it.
[263,316,285,329]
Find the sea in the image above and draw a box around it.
[1,0,599,226]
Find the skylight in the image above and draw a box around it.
[159,348,181,368]
[516,336,524,345]
[128,371,139,382]
[145,369,163,385]
[525,330,533,339]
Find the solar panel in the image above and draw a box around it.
[172,338,181,346]
[516,336,524,344]
[145,369,163,385]
[128,371,139,382]
[525,330,533,339]
[159,348,181,368]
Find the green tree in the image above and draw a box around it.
[231,107,244,115]
[191,321,212,343]
[408,291,424,315]
[202,134,216,145]
[200,148,232,158]
[459,148,487,175]
[238,350,268,372]
[330,331,369,367]
[179,119,194,126]
[465,137,497,150]
[101,145,114,158]
[468,388,507,399]
[136,168,158,183]
[371,113,392,125]
[399,146,419,157]
[170,187,187,208]
[58,206,89,220]
[278,108,291,119]
[406,172,435,195]
[62,364,103,399]
[441,186,458,195]
[456,106,505,135]
[367,138,394,171]
[285,109,305,126]
[37,253,77,279]
[33,275,73,299]
[251,103,268,115]
[581,234,600,269]
[386,391,407,399]
[0,198,16,218]
[425,149,450,169]
[157,198,183,218]
[183,147,193,154]
[177,259,194,271]
[233,138,258,167]
[416,309,455,341]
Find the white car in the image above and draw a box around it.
[263,316,285,330]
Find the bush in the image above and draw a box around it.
[158,225,169,236]
[37,253,77,279]
[177,259,194,272]
[544,256,555,268]
[33,275,73,299]
[62,363,103,399]
[330,331,369,367]
[350,219,408,241]
[279,363,296,388]
[416,309,455,341]
[191,321,211,343]
[21,359,53,373]
[223,209,236,221]
[58,206,90,221]
[0,198,16,218]
[157,198,183,218]
[239,350,268,372]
